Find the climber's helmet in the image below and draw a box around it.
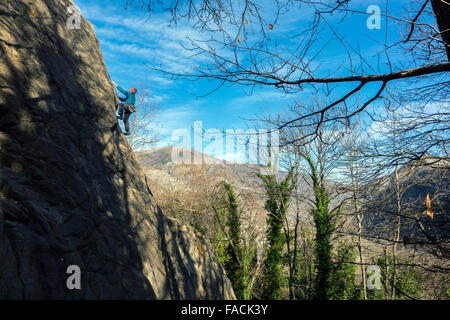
[130,88,137,94]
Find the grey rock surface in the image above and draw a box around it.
[0,0,234,299]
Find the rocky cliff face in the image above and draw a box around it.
[0,0,234,299]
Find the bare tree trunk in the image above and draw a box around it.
[431,0,450,61]
[290,170,301,300]
[357,217,367,299]
[392,165,402,299]
[283,211,294,300]
[349,146,367,300]
[280,174,294,300]
[391,110,402,300]
[384,246,389,297]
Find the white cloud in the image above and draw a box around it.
[144,93,168,105]
[76,2,208,76]
[155,103,205,137]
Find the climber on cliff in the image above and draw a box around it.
[112,80,137,136]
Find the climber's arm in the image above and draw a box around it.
[116,86,129,95]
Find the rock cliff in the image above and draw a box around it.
[0,0,234,299]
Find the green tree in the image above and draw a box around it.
[223,183,244,298]
[293,227,315,299]
[215,183,257,299]
[328,242,358,300]
[211,204,228,267]
[258,170,294,299]
[303,154,339,300]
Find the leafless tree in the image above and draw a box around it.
[125,86,161,151]
[340,117,372,299]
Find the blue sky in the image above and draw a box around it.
[73,0,413,160]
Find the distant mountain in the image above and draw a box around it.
[136,146,223,168]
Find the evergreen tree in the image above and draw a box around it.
[258,170,294,299]
[217,183,257,299]
[293,228,315,299]
[303,155,331,299]
[303,154,342,300]
[223,183,244,298]
[212,205,228,267]
[328,242,358,300]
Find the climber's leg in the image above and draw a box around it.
[123,111,131,134]
[117,103,124,120]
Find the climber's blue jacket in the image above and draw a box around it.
[116,86,136,105]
